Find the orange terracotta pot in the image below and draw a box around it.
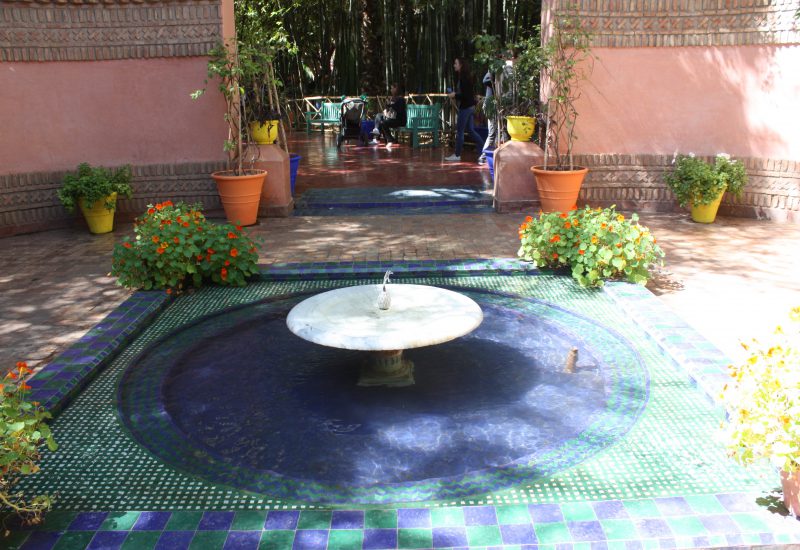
[781,469,800,517]
[531,166,588,213]
[211,169,267,226]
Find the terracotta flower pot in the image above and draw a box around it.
[211,170,266,226]
[781,469,800,517]
[690,188,725,223]
[79,192,117,234]
[531,166,588,213]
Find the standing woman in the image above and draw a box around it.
[445,58,484,162]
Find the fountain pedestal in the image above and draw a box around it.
[286,284,483,387]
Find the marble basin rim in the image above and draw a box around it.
[286,283,484,351]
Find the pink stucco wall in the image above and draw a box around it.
[575,45,800,160]
[0,58,228,175]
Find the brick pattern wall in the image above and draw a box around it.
[0,0,222,62]
[554,0,800,47]
[576,154,800,222]
[0,161,227,237]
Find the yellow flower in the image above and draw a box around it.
[617,214,625,222]
[790,307,800,322]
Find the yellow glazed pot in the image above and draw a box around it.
[690,189,725,223]
[250,121,280,144]
[506,116,535,142]
[79,192,117,234]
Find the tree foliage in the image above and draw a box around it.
[236,0,540,97]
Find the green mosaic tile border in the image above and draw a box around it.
[8,260,800,548]
[17,266,777,512]
[7,496,800,550]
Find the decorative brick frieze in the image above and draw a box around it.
[0,0,222,62]
[496,152,799,222]
[0,161,226,236]
[550,0,800,47]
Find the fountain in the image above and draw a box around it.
[286,271,484,386]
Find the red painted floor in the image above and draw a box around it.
[288,131,492,195]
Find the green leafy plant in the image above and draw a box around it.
[57,163,132,212]
[474,32,543,140]
[720,307,800,473]
[518,205,664,287]
[110,201,260,291]
[1,362,57,528]
[664,153,748,208]
[540,11,594,170]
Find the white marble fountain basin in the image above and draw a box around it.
[286,284,483,351]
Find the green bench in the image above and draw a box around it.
[305,102,341,133]
[396,104,441,148]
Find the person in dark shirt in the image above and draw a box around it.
[371,83,407,149]
[445,58,484,162]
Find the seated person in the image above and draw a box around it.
[371,83,407,148]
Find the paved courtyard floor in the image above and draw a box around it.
[2,211,799,373]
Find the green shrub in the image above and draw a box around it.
[58,163,132,212]
[664,153,747,208]
[518,205,664,287]
[1,362,57,527]
[721,307,800,473]
[110,201,260,291]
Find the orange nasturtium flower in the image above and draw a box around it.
[578,249,585,255]
[549,235,561,243]
[559,213,568,219]
[230,248,239,258]
[6,371,18,380]
[173,237,180,244]
[152,236,159,243]
[20,383,31,391]
[525,216,533,223]
[617,214,625,222]
[552,252,559,259]
[564,221,571,229]
[123,242,132,249]
[228,232,237,239]
[591,235,599,244]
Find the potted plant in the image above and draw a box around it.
[192,40,267,226]
[721,307,800,516]
[517,205,664,287]
[475,33,541,144]
[0,361,57,528]
[57,162,132,234]
[531,10,594,213]
[664,153,748,223]
[111,201,260,292]
[241,45,284,146]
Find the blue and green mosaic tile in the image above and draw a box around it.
[6,260,800,549]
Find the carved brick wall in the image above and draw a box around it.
[577,154,800,222]
[552,0,800,47]
[0,162,227,237]
[495,154,800,222]
[0,0,222,62]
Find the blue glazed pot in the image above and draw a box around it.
[289,154,301,195]
[485,149,495,181]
